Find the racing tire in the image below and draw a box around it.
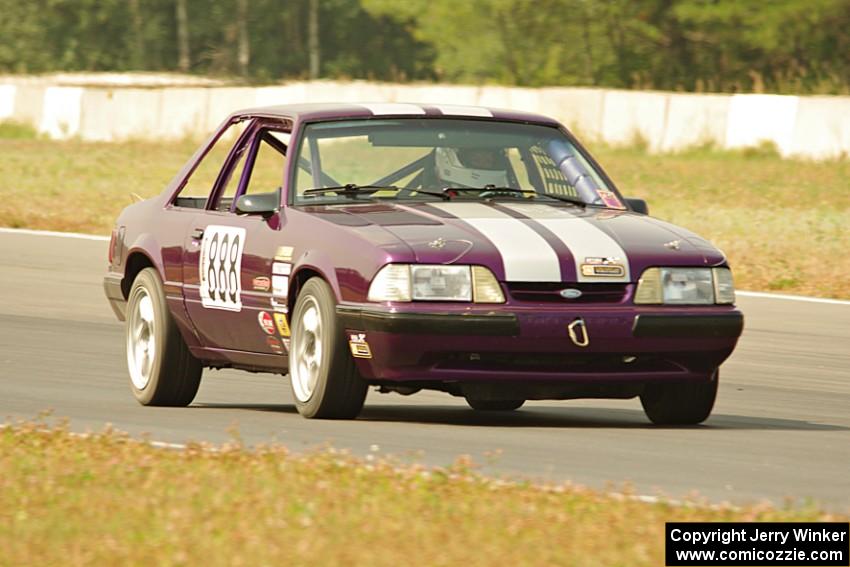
[465,398,525,411]
[289,277,368,419]
[126,267,202,407]
[640,370,718,425]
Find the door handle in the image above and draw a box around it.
[191,228,205,240]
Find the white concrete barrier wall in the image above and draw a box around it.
[787,96,850,159]
[600,90,669,150]
[659,93,729,152]
[39,86,84,138]
[725,94,799,156]
[2,78,849,160]
[0,84,15,120]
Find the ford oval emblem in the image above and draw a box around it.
[559,288,582,299]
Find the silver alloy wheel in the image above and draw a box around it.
[127,289,156,390]
[290,295,323,402]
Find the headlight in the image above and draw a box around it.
[367,264,411,302]
[713,267,735,304]
[635,267,733,305]
[412,265,471,301]
[368,264,504,303]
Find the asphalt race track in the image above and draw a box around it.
[1,229,848,511]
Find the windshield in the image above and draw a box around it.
[291,118,625,209]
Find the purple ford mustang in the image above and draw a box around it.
[103,102,743,423]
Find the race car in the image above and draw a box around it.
[103,102,744,424]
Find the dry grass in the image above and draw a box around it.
[596,146,850,299]
[0,134,847,298]
[0,422,842,567]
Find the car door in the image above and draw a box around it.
[182,121,293,355]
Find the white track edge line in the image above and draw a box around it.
[2,227,848,305]
[735,290,850,306]
[0,227,109,241]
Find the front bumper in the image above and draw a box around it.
[337,304,743,383]
[103,274,127,321]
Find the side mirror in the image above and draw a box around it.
[235,189,280,218]
[625,197,649,215]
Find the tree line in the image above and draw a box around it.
[1,0,848,94]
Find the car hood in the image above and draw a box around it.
[302,201,726,283]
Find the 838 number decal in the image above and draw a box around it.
[199,225,246,311]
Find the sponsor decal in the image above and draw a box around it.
[581,264,626,277]
[258,311,275,335]
[272,275,289,298]
[252,276,271,291]
[281,338,291,352]
[596,189,625,210]
[273,312,290,337]
[348,333,372,359]
[584,256,621,265]
[271,298,288,313]
[266,336,283,353]
[274,246,294,262]
[580,256,626,277]
[199,225,246,311]
[272,262,291,275]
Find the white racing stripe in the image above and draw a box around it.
[433,104,493,117]
[430,202,561,282]
[499,203,631,283]
[359,103,425,116]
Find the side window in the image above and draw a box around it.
[213,145,249,212]
[243,130,289,197]
[173,120,250,208]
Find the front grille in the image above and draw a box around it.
[507,282,631,304]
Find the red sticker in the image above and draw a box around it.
[597,190,625,209]
[266,336,283,352]
[258,311,275,335]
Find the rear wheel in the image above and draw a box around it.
[289,277,368,419]
[640,370,718,425]
[126,267,202,406]
[465,398,525,411]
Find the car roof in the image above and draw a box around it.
[232,102,561,127]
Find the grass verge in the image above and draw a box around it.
[0,422,844,567]
[0,137,847,298]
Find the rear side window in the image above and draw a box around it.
[173,120,250,208]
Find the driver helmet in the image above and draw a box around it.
[434,147,509,188]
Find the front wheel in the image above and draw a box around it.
[289,277,368,419]
[126,267,202,406]
[640,370,719,425]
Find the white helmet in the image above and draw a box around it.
[434,147,508,188]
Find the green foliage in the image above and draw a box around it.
[0,121,38,139]
[1,0,849,93]
[0,0,434,81]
